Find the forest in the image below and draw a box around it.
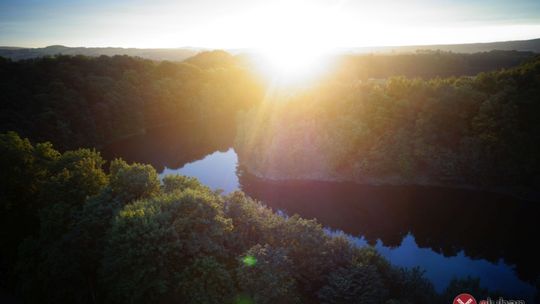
[333,50,536,79]
[236,54,540,195]
[0,51,262,150]
[1,50,539,303]
[0,50,535,151]
[0,132,507,303]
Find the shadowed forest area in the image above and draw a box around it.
[1,50,536,149]
[3,0,540,302]
[0,51,262,150]
[0,132,520,303]
[1,50,540,303]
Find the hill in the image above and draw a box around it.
[1,38,539,61]
[0,45,203,61]
[344,38,540,54]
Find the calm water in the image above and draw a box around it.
[103,122,539,301]
[241,177,539,301]
[161,148,239,193]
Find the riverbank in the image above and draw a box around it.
[239,163,540,202]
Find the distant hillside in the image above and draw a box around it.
[344,38,540,54]
[334,50,537,79]
[0,45,204,61]
[2,38,539,61]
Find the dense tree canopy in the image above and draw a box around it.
[0,50,533,152]
[1,50,538,302]
[0,52,263,150]
[236,55,540,193]
[0,132,511,303]
[334,50,535,80]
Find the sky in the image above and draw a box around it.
[1,0,540,48]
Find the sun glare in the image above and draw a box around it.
[247,1,341,85]
[256,46,333,85]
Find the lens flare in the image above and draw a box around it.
[242,255,257,267]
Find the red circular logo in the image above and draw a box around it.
[453,293,477,304]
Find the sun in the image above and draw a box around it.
[245,1,342,86]
[255,46,334,85]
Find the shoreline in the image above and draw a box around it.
[240,165,540,202]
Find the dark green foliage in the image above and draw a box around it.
[0,132,444,304]
[0,133,508,303]
[385,267,439,304]
[176,256,235,304]
[0,54,263,150]
[109,158,159,202]
[0,51,532,152]
[0,132,58,262]
[2,51,535,303]
[162,174,208,193]
[336,50,535,80]
[317,265,386,304]
[101,189,232,303]
[2,49,537,303]
[271,215,332,292]
[223,191,282,254]
[0,133,108,303]
[68,190,122,302]
[236,244,299,304]
[441,276,501,303]
[38,148,108,240]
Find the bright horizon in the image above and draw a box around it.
[1,0,540,49]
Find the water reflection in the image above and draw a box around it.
[161,148,238,193]
[102,125,539,300]
[239,172,539,299]
[102,119,235,173]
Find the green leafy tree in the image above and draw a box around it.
[272,215,331,293]
[317,265,386,304]
[176,256,235,303]
[0,132,58,264]
[101,188,232,303]
[7,139,108,303]
[385,267,438,304]
[236,244,300,304]
[162,174,208,194]
[223,191,280,254]
[109,159,159,203]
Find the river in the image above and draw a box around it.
[103,121,539,302]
